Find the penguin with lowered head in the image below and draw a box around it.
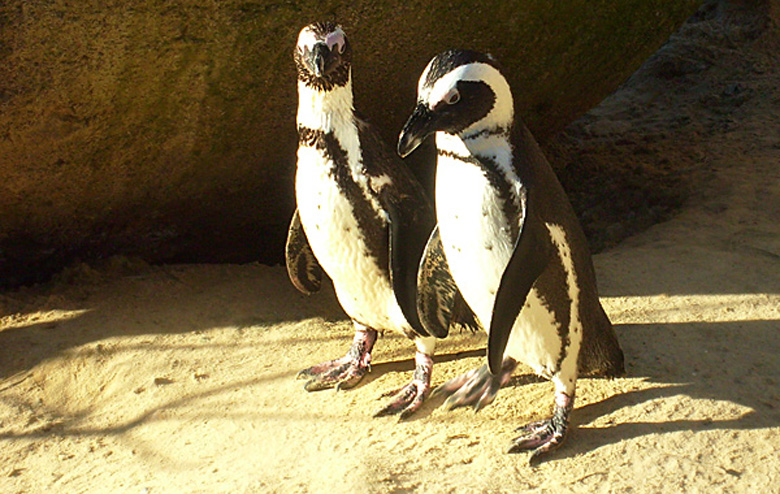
[397,49,624,462]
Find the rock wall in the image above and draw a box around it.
[0,0,700,287]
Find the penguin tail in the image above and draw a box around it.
[578,305,626,378]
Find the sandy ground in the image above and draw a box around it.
[2,2,779,493]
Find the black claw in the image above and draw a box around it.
[373,402,403,418]
[506,441,524,455]
[507,404,571,461]
[334,379,357,391]
[528,447,553,466]
[298,359,368,392]
[303,379,330,392]
[373,407,392,418]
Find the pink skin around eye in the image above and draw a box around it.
[325,30,345,53]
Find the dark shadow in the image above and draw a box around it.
[0,369,299,441]
[356,317,779,451]
[0,268,347,380]
[1,263,778,457]
[350,348,487,421]
[507,318,779,460]
[365,348,486,386]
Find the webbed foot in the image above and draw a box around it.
[297,328,377,391]
[433,357,517,412]
[374,352,433,420]
[507,391,574,464]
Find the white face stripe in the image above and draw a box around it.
[296,26,319,51]
[420,63,507,106]
[417,57,435,95]
[419,62,514,133]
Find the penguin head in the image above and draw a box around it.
[398,50,514,157]
[295,22,352,90]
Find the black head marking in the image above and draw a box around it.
[423,50,502,134]
[430,80,496,135]
[421,49,500,91]
[307,21,339,38]
[398,50,503,156]
[294,22,352,91]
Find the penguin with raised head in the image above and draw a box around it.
[397,50,624,462]
[286,24,475,418]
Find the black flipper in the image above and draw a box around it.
[487,203,553,375]
[415,226,480,338]
[383,197,431,336]
[285,208,323,295]
[356,116,435,337]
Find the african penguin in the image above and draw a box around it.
[397,49,624,462]
[286,23,476,418]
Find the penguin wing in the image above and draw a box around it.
[285,208,323,295]
[356,117,434,336]
[487,201,553,375]
[383,197,430,335]
[416,226,481,338]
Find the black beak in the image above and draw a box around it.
[397,103,435,158]
[305,43,330,78]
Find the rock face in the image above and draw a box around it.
[0,0,699,287]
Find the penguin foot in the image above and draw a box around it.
[433,358,517,412]
[297,328,377,392]
[507,391,574,464]
[374,352,433,419]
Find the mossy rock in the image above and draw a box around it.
[0,0,700,287]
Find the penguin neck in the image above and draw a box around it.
[435,122,525,221]
[435,127,515,177]
[297,73,363,177]
[297,74,355,132]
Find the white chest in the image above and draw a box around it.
[295,146,407,333]
[434,152,563,373]
[295,146,360,274]
[435,154,515,323]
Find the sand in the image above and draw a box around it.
[1,2,779,493]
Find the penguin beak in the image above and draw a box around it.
[305,43,330,78]
[397,103,435,158]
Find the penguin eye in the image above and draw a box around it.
[445,89,460,105]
